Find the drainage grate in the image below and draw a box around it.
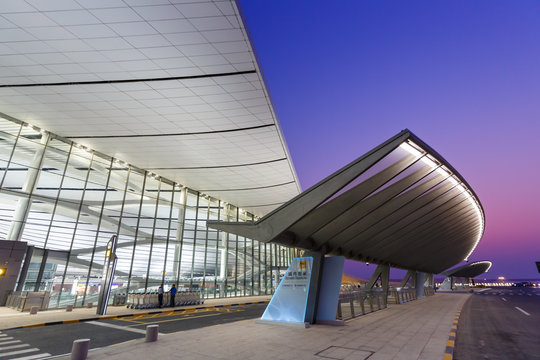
[315,346,373,359]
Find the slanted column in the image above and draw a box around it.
[7,132,49,241]
[415,272,425,298]
[366,264,390,306]
[399,270,416,289]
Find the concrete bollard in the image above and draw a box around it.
[145,325,159,342]
[71,338,90,360]
[30,306,39,315]
[66,304,73,312]
[86,302,93,308]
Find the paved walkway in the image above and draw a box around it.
[53,292,470,360]
[0,295,271,330]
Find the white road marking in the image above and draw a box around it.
[87,320,149,334]
[0,343,29,351]
[501,298,507,302]
[0,340,21,345]
[0,347,40,357]
[479,288,492,292]
[9,353,52,360]
[515,307,530,316]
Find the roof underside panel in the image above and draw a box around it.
[0,0,300,217]
[208,130,486,274]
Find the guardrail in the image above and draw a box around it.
[337,290,387,320]
[337,287,436,320]
[389,289,417,304]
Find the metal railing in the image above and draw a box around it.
[337,286,436,321]
[389,289,417,304]
[337,290,387,320]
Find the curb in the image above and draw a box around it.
[5,300,270,331]
[443,309,461,360]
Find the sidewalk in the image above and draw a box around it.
[56,292,470,360]
[0,295,271,330]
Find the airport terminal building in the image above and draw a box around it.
[0,0,301,308]
[0,1,485,312]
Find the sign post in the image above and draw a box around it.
[96,235,118,315]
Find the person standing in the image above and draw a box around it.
[158,283,164,308]
[170,284,177,307]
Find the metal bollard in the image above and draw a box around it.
[66,304,73,312]
[71,338,90,360]
[30,306,39,315]
[146,324,159,342]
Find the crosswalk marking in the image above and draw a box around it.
[8,354,52,360]
[0,331,51,360]
[0,344,29,351]
[0,348,41,357]
[0,340,22,345]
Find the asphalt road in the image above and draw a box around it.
[455,286,540,360]
[1,303,267,359]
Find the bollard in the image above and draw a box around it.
[66,304,73,312]
[71,338,90,360]
[30,306,39,315]
[86,302,93,308]
[146,324,159,342]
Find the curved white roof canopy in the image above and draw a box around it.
[0,0,299,216]
[441,261,492,278]
[209,130,486,274]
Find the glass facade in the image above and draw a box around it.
[0,116,297,308]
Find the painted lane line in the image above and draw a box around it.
[0,337,15,341]
[0,347,40,357]
[128,312,222,326]
[515,307,530,316]
[6,352,51,360]
[501,298,507,302]
[87,320,149,334]
[0,334,7,337]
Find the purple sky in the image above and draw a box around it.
[240,1,540,279]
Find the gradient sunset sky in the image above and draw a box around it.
[240,1,540,279]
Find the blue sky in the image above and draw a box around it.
[240,1,540,279]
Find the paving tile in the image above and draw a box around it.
[51,293,470,360]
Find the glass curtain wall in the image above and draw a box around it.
[0,116,294,308]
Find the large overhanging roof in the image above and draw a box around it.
[209,130,486,274]
[0,0,300,217]
[441,261,492,278]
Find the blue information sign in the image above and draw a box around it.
[261,257,313,324]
